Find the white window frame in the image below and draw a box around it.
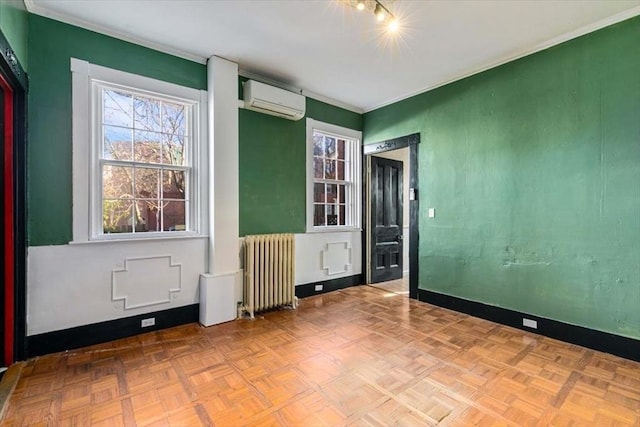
[71,58,208,242]
[306,118,362,232]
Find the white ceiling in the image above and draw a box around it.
[26,0,639,112]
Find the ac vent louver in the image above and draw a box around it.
[243,80,305,121]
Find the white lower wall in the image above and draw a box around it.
[27,238,207,335]
[25,56,243,338]
[28,231,363,336]
[238,232,362,286]
[295,231,362,285]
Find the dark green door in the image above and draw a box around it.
[370,156,403,283]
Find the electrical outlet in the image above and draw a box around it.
[522,318,537,329]
[315,284,323,292]
[141,317,155,328]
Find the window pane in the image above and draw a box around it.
[314,157,324,179]
[103,125,132,160]
[163,201,186,231]
[325,160,336,180]
[327,184,337,203]
[162,135,186,166]
[103,89,132,128]
[163,170,186,199]
[134,96,161,132]
[134,167,159,199]
[327,205,338,226]
[314,204,325,226]
[103,165,133,199]
[314,183,325,203]
[309,129,359,230]
[313,133,323,156]
[103,199,133,233]
[162,102,186,136]
[133,130,162,163]
[136,200,160,232]
[324,137,336,158]
[95,82,196,237]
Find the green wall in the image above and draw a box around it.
[364,17,640,339]
[27,15,206,246]
[27,14,361,242]
[0,0,28,70]
[239,92,362,236]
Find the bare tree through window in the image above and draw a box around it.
[101,88,190,233]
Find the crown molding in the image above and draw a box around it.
[23,0,637,114]
[365,6,640,113]
[23,0,364,114]
[23,0,207,64]
[303,88,364,115]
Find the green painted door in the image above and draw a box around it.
[370,156,404,283]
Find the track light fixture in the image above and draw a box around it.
[352,0,398,32]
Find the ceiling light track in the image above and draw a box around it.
[352,0,399,32]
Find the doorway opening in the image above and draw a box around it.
[1,35,28,368]
[363,133,419,299]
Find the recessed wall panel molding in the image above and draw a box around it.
[112,255,183,310]
[322,241,352,275]
[27,239,206,335]
[295,231,362,285]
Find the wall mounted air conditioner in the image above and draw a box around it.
[243,80,305,121]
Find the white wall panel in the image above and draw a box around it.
[27,238,207,335]
[294,232,362,285]
[112,256,183,309]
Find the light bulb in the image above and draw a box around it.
[356,1,365,11]
[387,19,399,32]
[374,4,386,21]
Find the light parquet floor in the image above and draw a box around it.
[367,277,409,296]
[3,286,639,426]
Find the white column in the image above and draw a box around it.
[200,56,242,326]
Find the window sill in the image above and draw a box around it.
[305,227,362,234]
[69,233,209,245]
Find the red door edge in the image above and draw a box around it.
[0,72,15,366]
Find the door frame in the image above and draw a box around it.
[363,133,420,299]
[1,29,28,364]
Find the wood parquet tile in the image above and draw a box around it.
[368,277,409,296]
[3,285,640,426]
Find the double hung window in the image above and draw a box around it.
[71,58,206,241]
[98,85,192,234]
[306,119,361,231]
